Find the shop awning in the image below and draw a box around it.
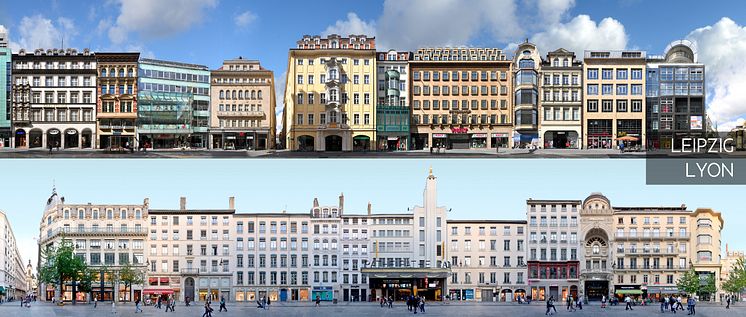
[0,286,5,294]
[143,289,174,295]
[647,286,680,294]
[616,290,643,295]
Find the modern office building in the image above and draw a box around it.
[37,187,148,302]
[526,199,581,301]
[447,220,527,301]
[583,50,647,149]
[284,34,377,151]
[144,197,234,303]
[409,47,512,150]
[645,40,705,149]
[95,52,139,149]
[209,58,276,150]
[539,48,583,148]
[513,41,541,147]
[375,50,411,150]
[137,59,210,149]
[0,210,27,301]
[11,48,97,149]
[0,28,10,147]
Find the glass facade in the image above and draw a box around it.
[137,59,210,148]
[0,48,11,147]
[646,64,705,150]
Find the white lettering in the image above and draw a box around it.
[686,162,735,178]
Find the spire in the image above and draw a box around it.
[428,166,436,180]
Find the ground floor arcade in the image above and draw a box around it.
[291,127,375,152]
[362,267,450,301]
[410,126,511,150]
[12,124,95,149]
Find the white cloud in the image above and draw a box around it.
[530,15,628,57]
[375,0,520,49]
[108,0,218,44]
[536,0,575,25]
[322,12,376,37]
[275,71,287,134]
[234,10,257,29]
[686,17,746,131]
[9,15,79,51]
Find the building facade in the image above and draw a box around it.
[645,40,705,150]
[409,47,512,150]
[526,199,581,301]
[284,34,377,151]
[37,188,148,302]
[583,50,647,149]
[137,59,210,149]
[11,48,97,149]
[0,210,27,300]
[0,29,10,147]
[539,49,583,149]
[375,50,411,150]
[513,42,541,147]
[209,58,276,150]
[96,53,139,149]
[447,220,527,302]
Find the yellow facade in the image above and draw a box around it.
[284,34,376,151]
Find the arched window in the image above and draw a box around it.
[47,216,52,225]
[219,90,224,99]
[120,210,127,219]
[107,210,113,219]
[119,68,125,77]
[592,244,600,254]
[251,90,256,99]
[93,210,99,219]
[563,58,569,67]
[238,90,243,99]
[257,90,263,99]
[101,69,107,77]
[244,90,250,99]
[110,68,116,76]
[78,210,84,219]
[63,210,69,219]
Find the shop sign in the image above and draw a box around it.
[432,133,447,138]
[492,133,508,137]
[451,127,468,134]
[48,129,60,135]
[66,130,77,135]
[387,137,399,141]
[472,133,487,138]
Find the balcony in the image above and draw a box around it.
[216,111,265,118]
[42,226,146,242]
[180,268,199,275]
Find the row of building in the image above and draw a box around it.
[0,210,33,301]
[0,29,711,152]
[34,170,740,304]
[282,34,708,151]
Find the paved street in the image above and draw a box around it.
[2,148,735,158]
[1,301,743,317]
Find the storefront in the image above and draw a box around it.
[143,288,174,302]
[431,133,448,148]
[376,135,408,151]
[543,131,579,149]
[342,286,368,302]
[362,267,449,301]
[491,133,509,148]
[312,286,334,301]
[646,286,680,300]
[513,132,539,148]
[587,119,613,149]
[616,119,643,148]
[614,285,642,300]
[449,288,474,300]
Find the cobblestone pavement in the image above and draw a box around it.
[1,301,743,317]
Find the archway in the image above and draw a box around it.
[184,277,195,302]
[81,129,93,148]
[14,129,27,148]
[325,135,342,151]
[501,289,513,302]
[47,129,61,148]
[297,135,314,151]
[29,129,43,148]
[64,129,79,149]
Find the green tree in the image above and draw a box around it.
[723,258,746,295]
[37,238,88,304]
[677,267,701,295]
[700,274,717,299]
[119,262,145,302]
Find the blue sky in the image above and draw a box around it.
[2,0,746,130]
[1,159,744,269]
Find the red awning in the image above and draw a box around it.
[148,277,158,284]
[143,289,174,295]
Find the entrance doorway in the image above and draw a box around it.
[325,135,343,151]
[64,129,79,148]
[47,129,61,148]
[549,286,559,299]
[184,278,195,302]
[584,280,608,301]
[297,135,314,151]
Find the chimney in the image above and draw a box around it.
[229,197,235,209]
[144,198,150,207]
[180,197,186,210]
[367,202,372,216]
[339,193,344,213]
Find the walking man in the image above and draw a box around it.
[315,296,321,307]
[219,296,227,312]
[135,298,142,313]
[94,296,98,308]
[625,295,633,310]
[726,295,731,309]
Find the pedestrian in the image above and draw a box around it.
[677,295,684,310]
[660,295,666,313]
[388,296,393,308]
[266,296,271,310]
[602,295,607,308]
[726,295,731,309]
[669,295,676,313]
[576,295,583,310]
[315,296,321,307]
[202,302,212,317]
[380,297,384,308]
[546,296,556,315]
[625,295,633,310]
[94,296,98,308]
[420,296,425,313]
[567,295,575,311]
[111,301,117,314]
[219,296,227,312]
